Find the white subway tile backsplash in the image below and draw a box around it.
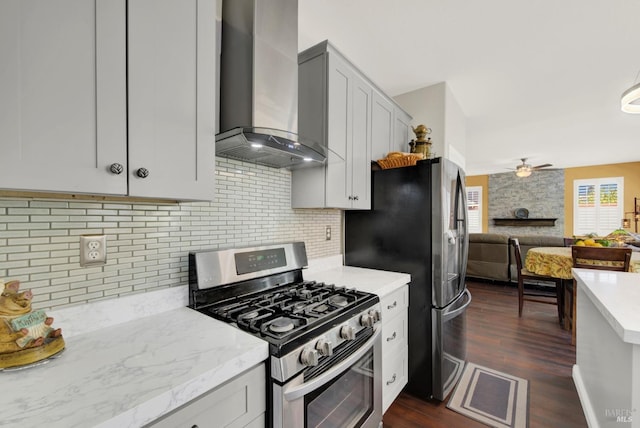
[30,271,69,281]
[30,229,70,237]
[0,159,342,311]
[70,291,103,303]
[8,251,50,261]
[0,201,29,207]
[31,215,71,222]
[8,208,50,215]
[3,260,29,269]
[31,201,68,208]
[0,230,29,238]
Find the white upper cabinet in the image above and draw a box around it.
[0,0,216,200]
[371,90,413,160]
[393,108,412,154]
[293,41,372,209]
[371,91,394,161]
[293,40,410,209]
[348,74,372,209]
[0,0,128,195]
[128,0,216,200]
[323,52,372,209]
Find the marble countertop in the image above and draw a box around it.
[305,265,411,297]
[573,268,640,344]
[0,287,268,428]
[1,257,410,428]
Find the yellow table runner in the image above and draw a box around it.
[525,247,640,280]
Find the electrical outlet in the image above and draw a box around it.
[326,226,331,241]
[80,234,107,266]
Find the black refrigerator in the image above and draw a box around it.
[345,157,471,401]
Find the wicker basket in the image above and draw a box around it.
[376,153,423,169]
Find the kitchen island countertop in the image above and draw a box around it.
[572,268,640,427]
[573,268,640,344]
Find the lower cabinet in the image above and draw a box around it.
[379,284,409,413]
[147,363,265,428]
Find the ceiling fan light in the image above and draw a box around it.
[621,82,640,114]
[516,168,531,177]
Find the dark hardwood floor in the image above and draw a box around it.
[383,280,587,428]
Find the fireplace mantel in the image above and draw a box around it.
[493,218,557,227]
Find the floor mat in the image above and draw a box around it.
[446,362,529,428]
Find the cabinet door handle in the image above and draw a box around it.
[109,163,124,175]
[386,374,397,385]
[387,301,397,310]
[386,331,397,342]
[348,195,353,200]
[353,195,359,201]
[136,168,149,178]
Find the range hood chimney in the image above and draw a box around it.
[217,0,326,169]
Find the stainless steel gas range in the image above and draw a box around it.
[188,242,383,428]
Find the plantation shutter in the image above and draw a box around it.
[573,178,623,236]
[467,186,482,233]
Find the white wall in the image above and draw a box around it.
[393,82,467,170]
[444,83,467,170]
[394,83,445,158]
[0,158,342,311]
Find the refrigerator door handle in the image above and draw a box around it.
[454,172,469,288]
[442,289,472,322]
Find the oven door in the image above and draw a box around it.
[274,327,382,428]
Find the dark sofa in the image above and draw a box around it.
[466,233,567,283]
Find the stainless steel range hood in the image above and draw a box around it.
[217,0,326,169]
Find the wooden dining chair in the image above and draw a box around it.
[571,246,631,271]
[510,238,564,322]
[569,246,632,344]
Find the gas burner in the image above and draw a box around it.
[311,303,330,314]
[240,311,259,320]
[299,289,312,299]
[269,317,295,333]
[292,301,307,311]
[329,295,348,307]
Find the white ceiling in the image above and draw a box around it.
[298,0,640,176]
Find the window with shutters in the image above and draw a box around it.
[573,177,623,236]
[467,186,482,233]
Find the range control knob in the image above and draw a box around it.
[300,347,319,367]
[316,338,333,357]
[360,314,375,327]
[340,325,356,341]
[368,309,382,323]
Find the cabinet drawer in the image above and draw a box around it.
[382,312,407,352]
[147,364,265,428]
[381,285,408,321]
[382,344,408,414]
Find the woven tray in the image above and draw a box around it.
[376,154,422,169]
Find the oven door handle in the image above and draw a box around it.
[283,327,381,401]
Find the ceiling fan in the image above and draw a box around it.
[514,158,553,177]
